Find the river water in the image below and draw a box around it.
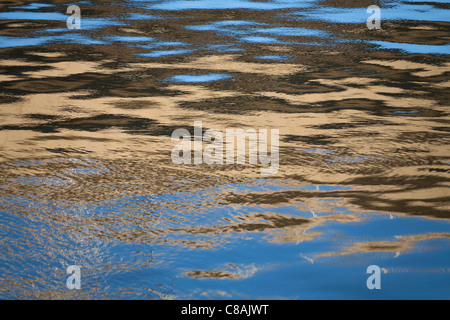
[0,0,449,299]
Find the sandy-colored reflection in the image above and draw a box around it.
[317,232,450,258]
[133,54,306,76]
[362,60,450,77]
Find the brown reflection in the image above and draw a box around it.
[184,270,239,279]
[177,211,361,245]
[258,79,435,110]
[184,264,258,280]
[362,59,450,78]
[133,54,306,76]
[316,232,450,257]
[0,114,185,135]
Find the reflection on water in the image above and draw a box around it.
[0,0,449,299]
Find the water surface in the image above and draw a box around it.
[0,0,449,299]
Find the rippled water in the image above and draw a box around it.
[0,0,449,299]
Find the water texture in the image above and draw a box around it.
[0,0,449,299]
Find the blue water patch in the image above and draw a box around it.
[187,20,266,31]
[55,33,108,45]
[255,55,289,61]
[393,110,420,114]
[268,203,353,218]
[186,23,328,45]
[301,185,351,192]
[0,36,53,48]
[0,34,108,48]
[240,36,286,44]
[0,33,108,48]
[369,41,450,55]
[292,3,450,23]
[37,27,71,34]
[11,3,54,9]
[185,20,330,49]
[186,20,268,33]
[110,36,157,42]
[214,20,268,27]
[251,27,327,38]
[149,0,317,11]
[76,17,126,30]
[12,160,45,167]
[138,49,195,57]
[0,12,124,31]
[125,13,164,20]
[165,74,232,83]
[0,11,66,21]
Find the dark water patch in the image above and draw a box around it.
[5,78,92,93]
[25,114,61,120]
[179,96,305,114]
[0,95,23,104]
[0,114,182,135]
[282,134,335,145]
[45,147,92,155]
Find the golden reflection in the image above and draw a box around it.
[133,54,306,76]
[362,59,450,77]
[267,214,360,244]
[317,232,450,257]
[258,84,435,109]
